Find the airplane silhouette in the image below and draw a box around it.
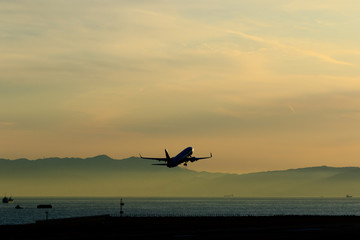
[139,147,212,168]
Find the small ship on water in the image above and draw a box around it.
[2,196,14,204]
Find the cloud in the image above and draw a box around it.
[282,0,360,12]
[224,29,352,66]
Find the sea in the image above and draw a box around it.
[1,197,360,225]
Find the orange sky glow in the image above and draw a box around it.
[1,0,360,173]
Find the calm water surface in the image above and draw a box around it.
[1,197,360,225]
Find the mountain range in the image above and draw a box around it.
[0,155,359,197]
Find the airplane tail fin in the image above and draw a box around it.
[165,149,170,160]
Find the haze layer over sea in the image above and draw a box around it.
[2,197,360,225]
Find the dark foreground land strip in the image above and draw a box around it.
[2,215,360,239]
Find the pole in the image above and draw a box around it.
[120,198,124,216]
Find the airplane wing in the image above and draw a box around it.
[189,153,213,161]
[139,154,168,162]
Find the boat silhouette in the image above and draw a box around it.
[2,196,14,204]
[37,204,52,209]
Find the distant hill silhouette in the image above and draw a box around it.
[0,155,359,197]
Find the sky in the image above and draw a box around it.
[1,0,360,174]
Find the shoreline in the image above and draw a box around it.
[3,215,360,239]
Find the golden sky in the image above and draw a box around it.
[1,0,360,173]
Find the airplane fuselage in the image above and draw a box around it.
[167,147,194,168]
